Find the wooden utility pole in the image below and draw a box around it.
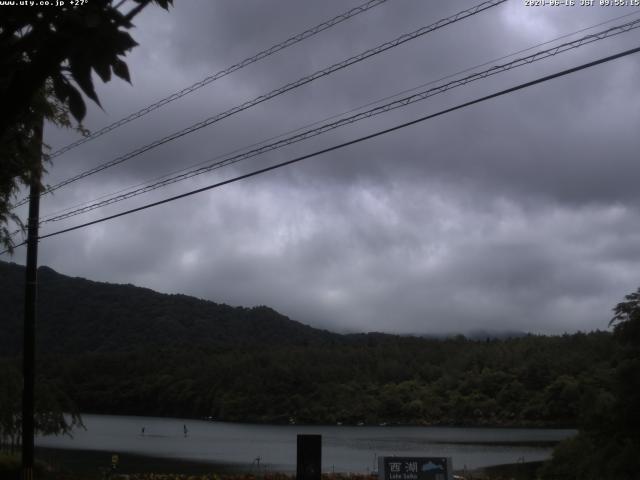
[22,117,43,480]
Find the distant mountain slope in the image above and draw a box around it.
[0,261,341,355]
[0,262,618,428]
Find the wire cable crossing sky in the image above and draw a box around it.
[36,17,640,226]
[9,1,640,335]
[46,0,391,160]
[34,9,640,225]
[5,43,638,255]
[13,0,506,208]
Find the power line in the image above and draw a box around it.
[37,18,640,225]
[46,0,391,160]
[14,11,640,230]
[4,44,638,255]
[13,0,506,208]
[37,9,640,224]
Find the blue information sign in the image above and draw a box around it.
[378,457,453,480]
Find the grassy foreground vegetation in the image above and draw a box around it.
[0,456,536,480]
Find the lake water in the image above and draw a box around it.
[36,414,575,473]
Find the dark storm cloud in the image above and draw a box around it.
[15,0,640,335]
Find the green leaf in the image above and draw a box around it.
[67,86,86,122]
[51,73,72,102]
[112,30,138,53]
[112,58,131,83]
[93,59,112,83]
[69,56,101,107]
[153,0,173,9]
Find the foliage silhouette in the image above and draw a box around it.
[0,0,173,251]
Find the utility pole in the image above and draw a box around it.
[22,116,43,480]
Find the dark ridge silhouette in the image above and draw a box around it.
[0,260,341,355]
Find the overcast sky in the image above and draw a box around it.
[7,0,640,335]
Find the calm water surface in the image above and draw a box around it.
[36,414,575,472]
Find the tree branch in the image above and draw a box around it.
[124,0,152,22]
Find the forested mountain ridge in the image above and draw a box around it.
[0,261,340,355]
[0,260,618,429]
[37,331,614,427]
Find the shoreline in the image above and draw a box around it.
[34,447,546,479]
[36,447,257,476]
[34,416,567,477]
[76,412,577,430]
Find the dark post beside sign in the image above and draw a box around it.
[297,434,321,480]
[378,457,453,480]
